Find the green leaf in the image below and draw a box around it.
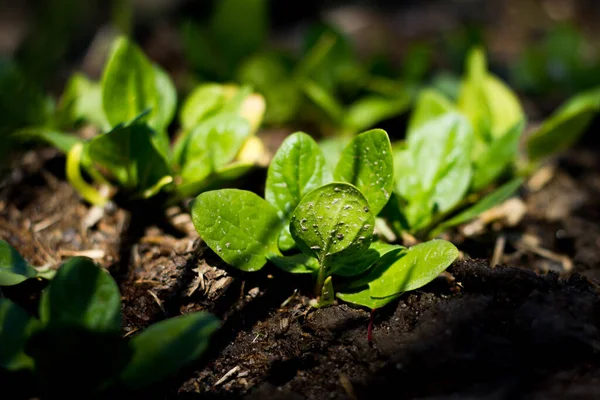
[211,0,267,65]
[0,299,40,371]
[12,128,82,153]
[334,129,394,215]
[39,257,121,333]
[334,241,403,277]
[191,189,282,271]
[301,79,344,124]
[319,135,351,171]
[268,253,320,274]
[343,95,411,133]
[0,240,38,286]
[101,36,176,146]
[290,183,375,269]
[367,240,458,298]
[120,312,219,389]
[266,132,332,251]
[55,73,108,130]
[88,123,172,196]
[430,177,523,237]
[179,114,251,187]
[337,286,400,310]
[527,87,600,161]
[396,113,474,228]
[407,88,454,138]
[179,84,227,130]
[472,119,524,190]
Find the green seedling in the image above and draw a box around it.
[0,254,219,396]
[0,240,55,285]
[192,129,459,309]
[10,36,267,206]
[388,46,600,240]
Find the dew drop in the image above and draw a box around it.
[225,242,230,248]
[364,206,370,212]
[216,245,222,253]
[334,187,341,192]
[363,224,371,230]
[343,205,352,210]
[336,233,344,240]
[311,246,322,250]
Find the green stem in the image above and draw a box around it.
[66,143,110,207]
[315,262,327,299]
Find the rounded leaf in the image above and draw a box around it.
[39,257,121,333]
[290,183,375,267]
[120,312,220,388]
[191,189,281,271]
[334,129,394,215]
[0,299,40,371]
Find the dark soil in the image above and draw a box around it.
[3,142,600,400]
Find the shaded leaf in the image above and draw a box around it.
[0,240,38,286]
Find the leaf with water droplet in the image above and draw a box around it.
[290,183,374,269]
[266,132,332,251]
[191,189,282,271]
[334,129,394,215]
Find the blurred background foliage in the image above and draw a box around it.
[1,0,599,133]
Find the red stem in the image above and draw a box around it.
[367,308,376,344]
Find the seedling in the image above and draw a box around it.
[387,47,600,240]
[192,129,459,309]
[10,36,266,206]
[0,252,219,396]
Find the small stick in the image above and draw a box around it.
[491,235,506,268]
[214,366,240,387]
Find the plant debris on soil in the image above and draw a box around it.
[3,141,600,399]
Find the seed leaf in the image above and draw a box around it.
[334,129,394,215]
[191,189,282,271]
[39,257,121,333]
[0,240,38,286]
[268,253,320,274]
[334,241,404,277]
[290,183,375,269]
[120,312,220,389]
[266,132,332,250]
[344,95,411,133]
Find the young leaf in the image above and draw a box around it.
[120,312,219,389]
[343,95,411,134]
[367,240,458,298]
[397,113,474,228]
[290,183,375,268]
[407,88,454,138]
[472,119,524,190]
[191,189,282,271]
[337,287,399,310]
[527,87,600,161]
[0,240,38,286]
[55,73,109,130]
[179,114,251,187]
[430,177,523,237]
[39,257,121,333]
[101,37,176,147]
[88,123,172,196]
[13,128,82,154]
[0,299,40,371]
[268,253,320,274]
[334,129,394,215]
[319,135,351,171]
[179,84,227,130]
[301,79,345,124]
[334,241,404,277]
[266,132,332,250]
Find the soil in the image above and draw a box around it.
[3,140,600,400]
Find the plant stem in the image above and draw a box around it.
[315,263,327,299]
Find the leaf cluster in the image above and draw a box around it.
[191,130,459,309]
[0,242,219,396]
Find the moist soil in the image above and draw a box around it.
[3,142,600,400]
